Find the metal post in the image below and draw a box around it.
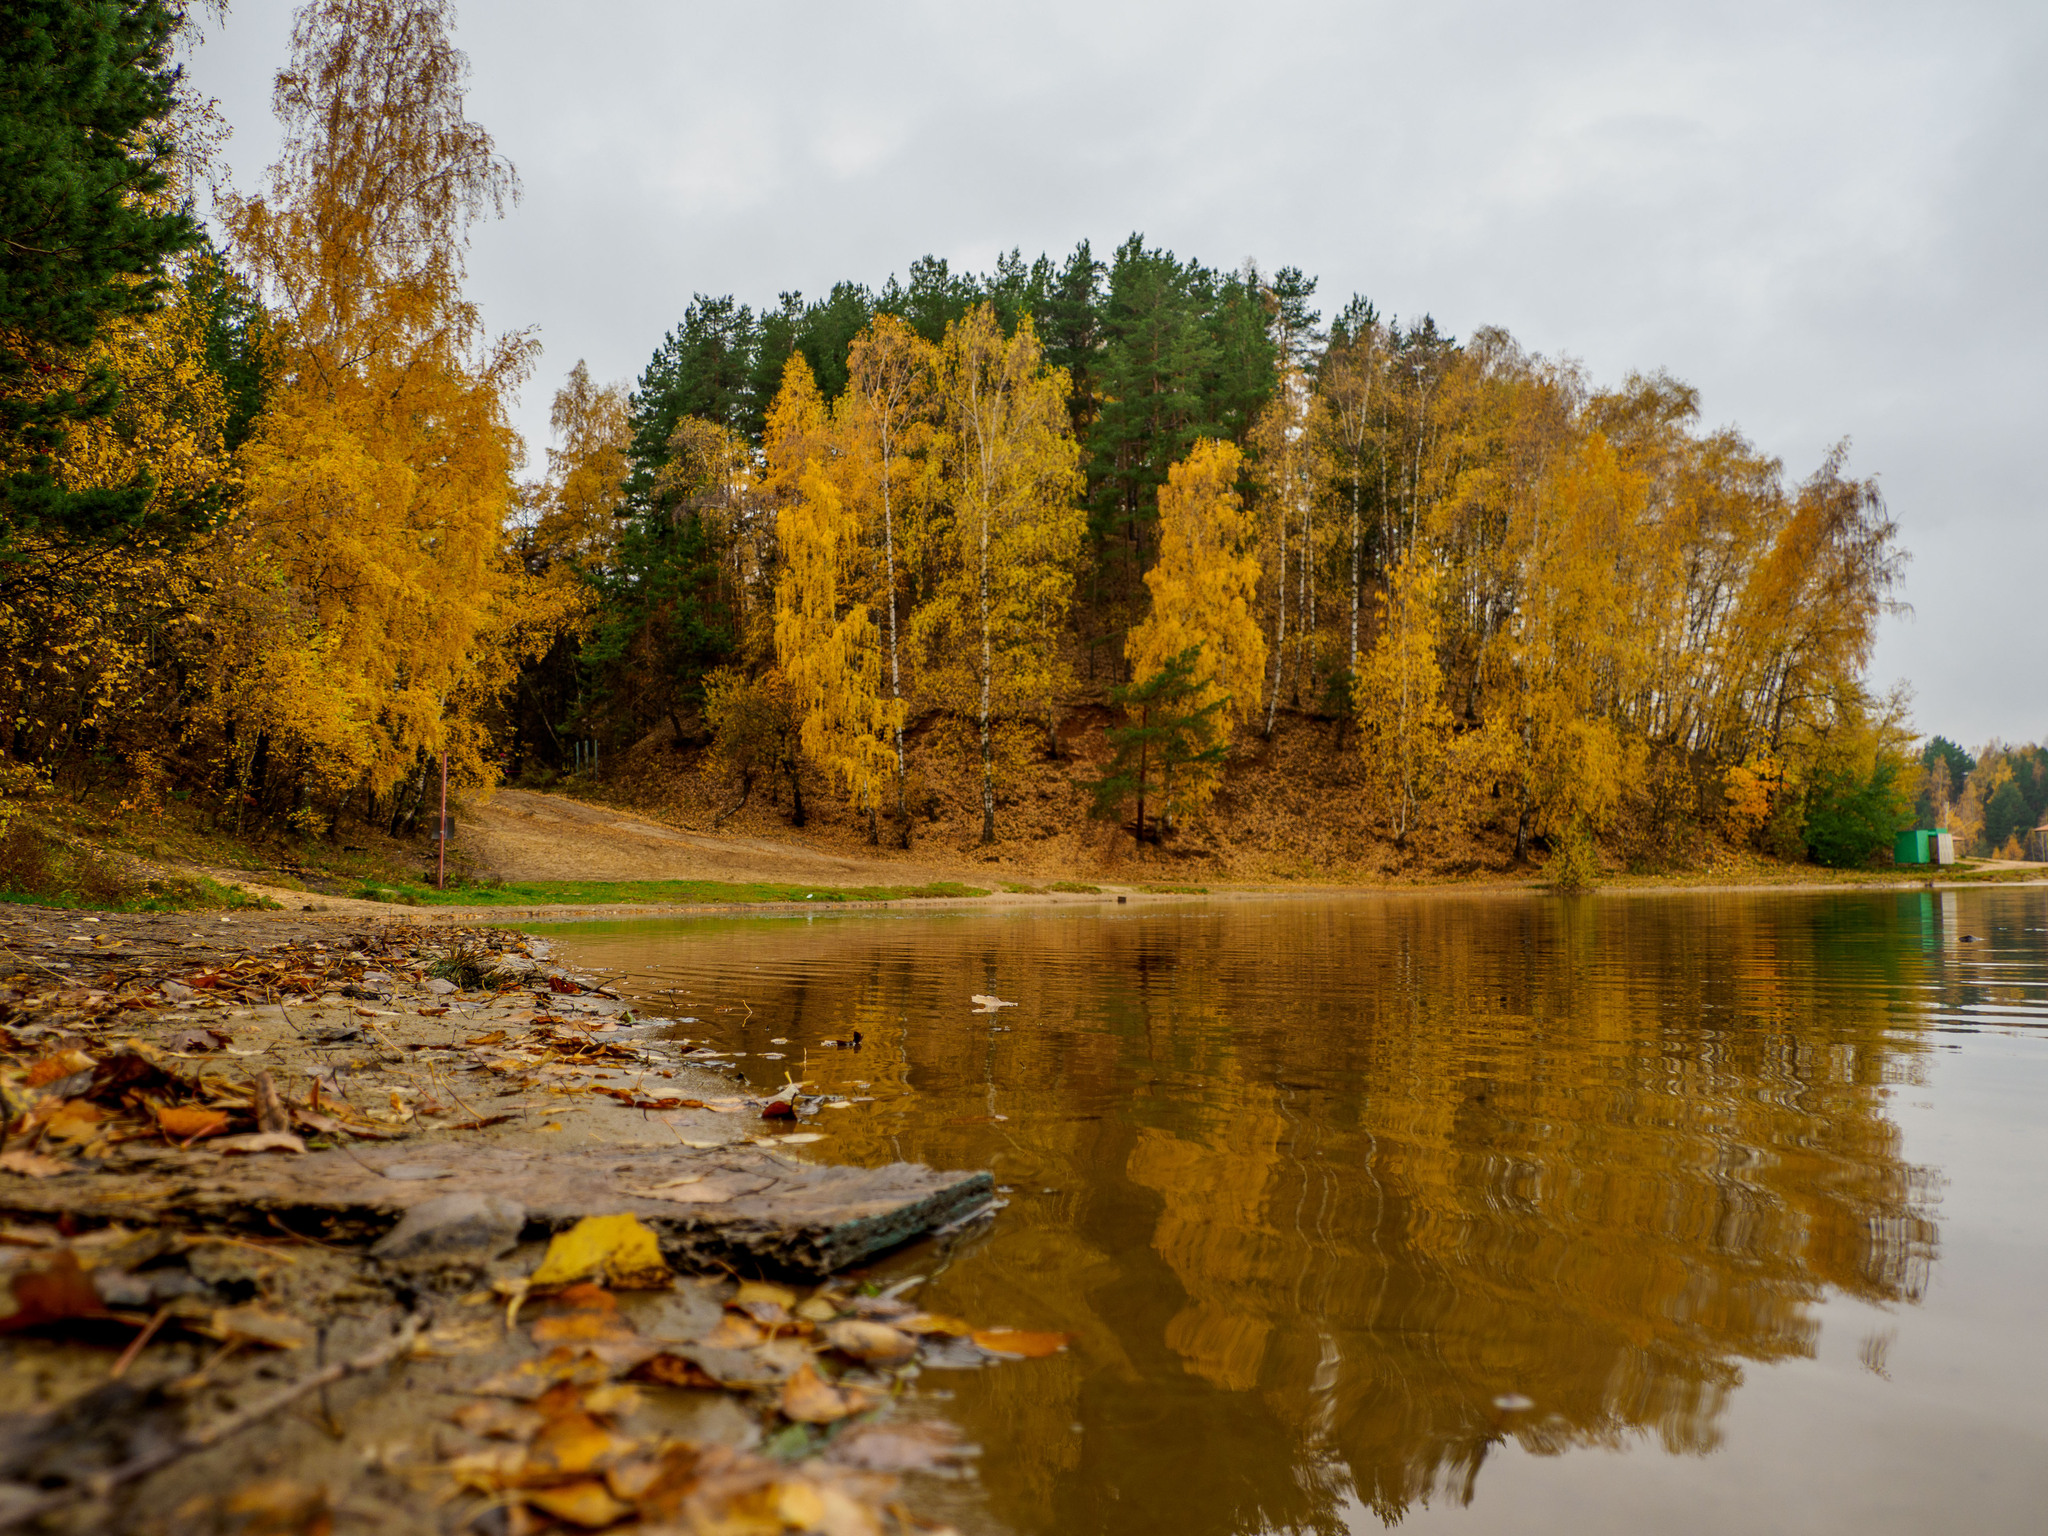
[437,750,448,890]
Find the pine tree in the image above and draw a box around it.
[2,0,204,582]
[1091,647,1227,847]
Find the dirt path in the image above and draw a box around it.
[455,788,975,887]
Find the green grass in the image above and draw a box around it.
[1140,883,1209,895]
[998,881,1045,894]
[355,877,992,907]
[1046,880,1101,894]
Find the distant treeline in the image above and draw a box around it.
[0,0,1920,873]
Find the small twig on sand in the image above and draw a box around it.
[108,1304,173,1380]
[0,1313,425,1530]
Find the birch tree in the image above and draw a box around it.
[917,306,1083,844]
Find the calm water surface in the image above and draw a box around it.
[541,888,2048,1535]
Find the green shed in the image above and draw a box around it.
[1895,829,1955,866]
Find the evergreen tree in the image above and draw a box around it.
[623,294,757,511]
[2,0,204,580]
[1983,776,2030,854]
[1090,646,1228,846]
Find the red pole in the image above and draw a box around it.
[437,750,448,890]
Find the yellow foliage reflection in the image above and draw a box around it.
[568,891,1949,1534]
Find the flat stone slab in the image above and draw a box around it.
[0,1146,995,1277]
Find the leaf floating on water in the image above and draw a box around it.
[532,1284,637,1343]
[822,1320,917,1364]
[769,1132,825,1144]
[827,1418,977,1473]
[971,1328,1071,1358]
[528,1214,674,1290]
[1493,1393,1535,1411]
[697,1313,767,1350]
[779,1361,867,1423]
[733,1280,798,1310]
[969,994,1016,1012]
[897,1312,974,1337]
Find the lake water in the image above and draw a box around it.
[543,887,2048,1535]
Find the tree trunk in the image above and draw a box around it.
[786,758,806,828]
[713,768,753,829]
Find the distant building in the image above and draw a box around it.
[1895,829,1957,866]
[2031,824,2048,862]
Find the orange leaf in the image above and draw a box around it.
[627,1353,722,1391]
[24,1050,94,1086]
[155,1105,230,1141]
[779,1361,866,1424]
[522,1479,632,1528]
[971,1329,1071,1358]
[0,1251,119,1334]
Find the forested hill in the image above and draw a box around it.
[1,0,1933,889]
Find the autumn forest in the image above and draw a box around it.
[5,0,1983,890]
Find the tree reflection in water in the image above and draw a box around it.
[566,890,1961,1536]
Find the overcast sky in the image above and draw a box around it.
[187,1,2045,748]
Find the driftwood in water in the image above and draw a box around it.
[0,1145,995,1277]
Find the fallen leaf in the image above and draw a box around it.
[25,1050,96,1086]
[767,1132,826,1144]
[826,1419,977,1473]
[779,1362,867,1424]
[529,1214,674,1290]
[822,1320,917,1365]
[0,1150,69,1178]
[696,1313,766,1350]
[733,1280,797,1310]
[760,1099,797,1120]
[969,994,1016,1011]
[971,1328,1071,1358]
[154,1104,230,1142]
[451,1400,544,1441]
[464,1031,507,1046]
[627,1353,723,1391]
[41,1100,104,1144]
[897,1312,974,1337]
[795,1296,841,1323]
[525,1411,631,1477]
[162,1029,227,1054]
[533,1283,637,1343]
[0,1251,119,1333]
[472,1347,619,1400]
[213,1132,308,1156]
[203,1305,309,1350]
[522,1479,632,1528]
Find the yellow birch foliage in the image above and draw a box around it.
[1352,560,1456,842]
[1125,438,1266,818]
[915,306,1084,844]
[535,360,630,568]
[1248,367,1333,728]
[835,318,935,827]
[224,0,539,800]
[773,450,899,818]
